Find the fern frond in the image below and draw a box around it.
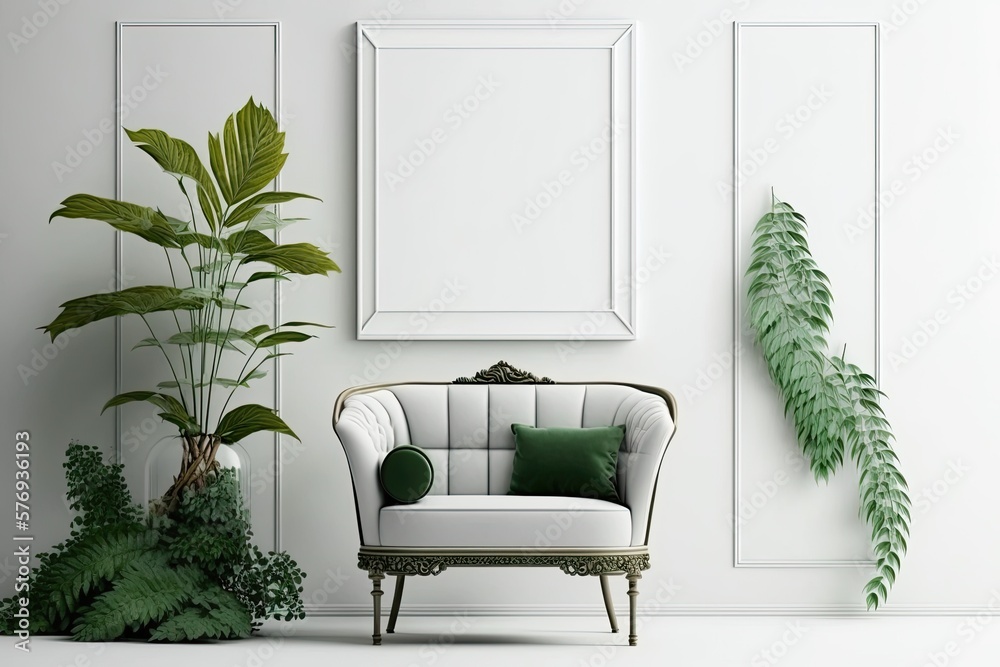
[746,194,844,478]
[151,581,252,640]
[746,193,909,609]
[43,526,158,629]
[834,358,911,610]
[71,554,205,641]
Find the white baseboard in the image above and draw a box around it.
[304,603,997,618]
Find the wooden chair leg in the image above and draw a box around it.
[599,574,619,633]
[626,572,641,646]
[369,571,385,645]
[387,574,406,634]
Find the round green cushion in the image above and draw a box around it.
[380,445,434,504]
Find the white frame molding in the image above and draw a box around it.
[115,20,284,551]
[732,21,881,569]
[356,20,636,340]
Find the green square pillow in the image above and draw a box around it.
[507,424,624,502]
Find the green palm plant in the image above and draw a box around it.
[42,98,339,512]
[746,191,910,610]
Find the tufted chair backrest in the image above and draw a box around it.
[335,382,677,547]
[356,383,668,495]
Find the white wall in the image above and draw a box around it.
[1,0,998,616]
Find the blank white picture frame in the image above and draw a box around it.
[357,20,636,340]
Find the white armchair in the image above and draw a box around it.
[333,363,678,645]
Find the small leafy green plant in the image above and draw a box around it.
[746,192,910,609]
[41,98,339,511]
[0,442,305,640]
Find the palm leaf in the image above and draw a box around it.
[102,391,198,432]
[243,242,341,276]
[41,286,210,341]
[225,229,339,275]
[211,98,287,206]
[161,326,255,351]
[216,403,298,444]
[243,210,306,232]
[50,195,180,248]
[256,331,315,348]
[225,229,275,256]
[124,128,222,231]
[224,191,320,228]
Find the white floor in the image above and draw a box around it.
[3,615,1000,666]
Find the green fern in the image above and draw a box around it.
[150,606,250,642]
[747,197,844,481]
[746,192,910,609]
[43,526,159,628]
[72,553,203,641]
[71,548,254,642]
[0,443,148,635]
[0,442,302,641]
[832,356,911,609]
[152,583,252,641]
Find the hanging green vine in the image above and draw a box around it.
[746,192,910,610]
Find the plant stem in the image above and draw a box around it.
[177,246,201,427]
[163,247,195,409]
[138,314,187,413]
[210,209,274,432]
[204,205,233,433]
[180,181,211,429]
[217,332,261,423]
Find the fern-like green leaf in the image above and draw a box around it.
[44,526,158,626]
[149,591,251,642]
[71,554,204,642]
[746,191,909,610]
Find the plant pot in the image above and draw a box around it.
[145,435,251,509]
